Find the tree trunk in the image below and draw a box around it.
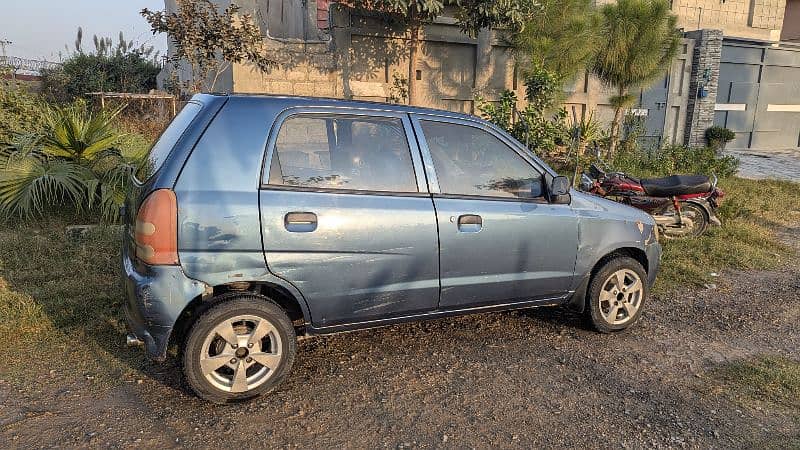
[607,87,627,157]
[407,21,420,105]
[607,107,623,157]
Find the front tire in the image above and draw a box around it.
[585,257,648,333]
[182,293,296,403]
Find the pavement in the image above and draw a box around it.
[725,148,800,182]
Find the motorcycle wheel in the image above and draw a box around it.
[662,202,709,239]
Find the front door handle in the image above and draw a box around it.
[285,212,317,232]
[457,214,482,232]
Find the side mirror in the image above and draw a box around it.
[549,176,571,204]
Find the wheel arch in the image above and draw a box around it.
[566,246,650,312]
[169,280,311,354]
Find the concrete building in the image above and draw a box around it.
[562,0,800,151]
[161,0,800,151]
[163,1,521,114]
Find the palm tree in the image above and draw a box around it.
[42,100,124,161]
[590,0,680,156]
[0,102,139,222]
[513,0,599,84]
[0,134,90,219]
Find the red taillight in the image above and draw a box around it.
[134,189,178,265]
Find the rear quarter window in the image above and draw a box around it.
[135,102,203,182]
[267,114,418,193]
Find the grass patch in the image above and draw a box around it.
[711,356,800,448]
[0,216,148,386]
[712,356,800,410]
[653,177,800,291]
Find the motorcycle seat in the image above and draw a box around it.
[640,175,711,197]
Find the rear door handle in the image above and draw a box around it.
[457,214,482,232]
[285,212,317,232]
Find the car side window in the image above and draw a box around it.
[267,115,418,193]
[419,120,544,199]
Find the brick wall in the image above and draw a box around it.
[655,0,785,41]
[232,41,341,97]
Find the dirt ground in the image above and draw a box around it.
[2,255,799,449]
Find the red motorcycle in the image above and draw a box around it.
[580,164,724,238]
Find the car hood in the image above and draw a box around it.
[570,189,655,225]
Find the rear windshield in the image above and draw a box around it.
[135,102,203,182]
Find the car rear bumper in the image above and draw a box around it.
[122,244,208,361]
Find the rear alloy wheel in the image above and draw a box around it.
[183,294,296,403]
[586,257,648,333]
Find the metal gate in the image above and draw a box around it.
[714,39,800,151]
[634,38,693,149]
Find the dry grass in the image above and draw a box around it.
[0,217,148,387]
[654,177,800,291]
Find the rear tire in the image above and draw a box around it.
[679,202,709,238]
[182,293,296,404]
[585,257,648,333]
[662,202,709,239]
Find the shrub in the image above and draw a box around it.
[705,126,736,151]
[477,90,569,155]
[0,78,48,143]
[611,144,740,178]
[40,29,160,102]
[476,66,569,154]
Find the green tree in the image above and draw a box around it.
[477,65,569,154]
[512,0,599,83]
[141,0,275,93]
[590,0,680,156]
[349,0,533,105]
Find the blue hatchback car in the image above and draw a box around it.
[123,94,661,403]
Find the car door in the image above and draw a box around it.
[259,109,439,328]
[412,115,579,309]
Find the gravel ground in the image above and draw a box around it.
[4,222,800,449]
[2,260,799,449]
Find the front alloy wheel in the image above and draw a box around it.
[183,294,296,403]
[597,269,643,326]
[586,256,648,333]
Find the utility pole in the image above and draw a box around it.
[0,39,11,58]
[0,39,11,80]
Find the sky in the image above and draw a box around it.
[0,0,168,61]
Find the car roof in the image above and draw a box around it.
[193,93,558,178]
[220,93,481,122]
